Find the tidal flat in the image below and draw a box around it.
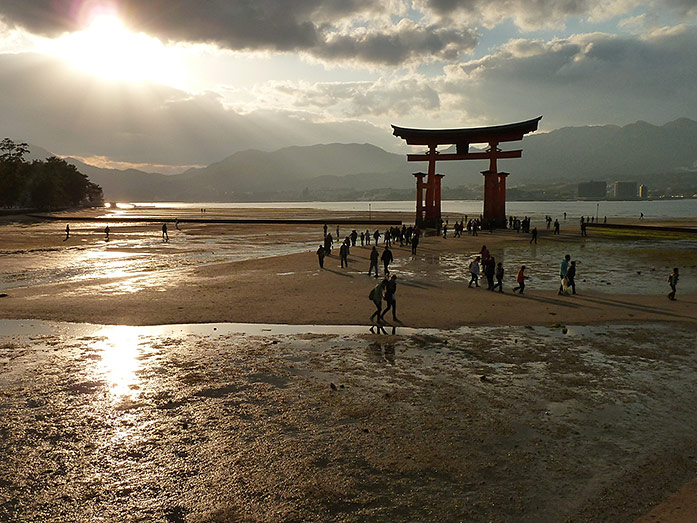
[2,320,696,522]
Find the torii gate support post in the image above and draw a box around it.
[413,172,426,224]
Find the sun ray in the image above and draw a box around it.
[39,12,186,86]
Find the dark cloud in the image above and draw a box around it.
[0,0,475,65]
[315,22,478,65]
[0,52,396,168]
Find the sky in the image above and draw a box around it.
[0,0,696,173]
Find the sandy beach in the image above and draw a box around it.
[2,207,697,522]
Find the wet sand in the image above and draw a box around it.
[2,320,697,522]
[1,208,697,521]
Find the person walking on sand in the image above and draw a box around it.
[323,223,328,237]
[63,224,70,241]
[336,225,340,239]
[373,229,381,245]
[162,222,169,242]
[513,265,527,294]
[381,245,393,276]
[494,262,504,292]
[316,245,325,268]
[530,227,537,244]
[468,256,481,288]
[360,231,365,246]
[324,232,333,255]
[411,230,419,255]
[667,267,679,300]
[381,274,399,323]
[339,241,349,268]
[566,260,577,294]
[484,255,496,290]
[553,219,560,235]
[558,254,571,295]
[368,246,379,277]
[369,279,385,324]
[104,225,110,242]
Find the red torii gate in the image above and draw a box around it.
[391,116,542,228]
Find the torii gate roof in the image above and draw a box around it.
[391,116,542,146]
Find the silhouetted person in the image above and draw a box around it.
[175,218,181,230]
[468,256,480,288]
[316,245,325,268]
[558,254,571,295]
[373,229,380,244]
[63,224,70,241]
[368,246,379,277]
[365,229,371,245]
[494,262,504,292]
[484,256,496,290]
[580,220,587,237]
[339,241,349,268]
[411,232,419,254]
[381,274,399,322]
[324,233,333,255]
[104,225,110,242]
[369,280,385,324]
[530,227,537,244]
[360,231,365,246]
[323,223,328,237]
[667,267,679,300]
[351,230,358,247]
[513,265,527,294]
[336,225,340,239]
[553,219,560,234]
[567,260,576,295]
[162,222,169,242]
[381,246,393,276]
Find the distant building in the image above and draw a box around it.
[577,181,606,199]
[639,184,648,199]
[613,181,638,199]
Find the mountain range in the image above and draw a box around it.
[23,118,697,201]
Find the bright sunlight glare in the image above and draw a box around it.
[42,14,185,86]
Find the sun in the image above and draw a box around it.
[43,13,185,86]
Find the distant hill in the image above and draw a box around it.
[20,118,697,201]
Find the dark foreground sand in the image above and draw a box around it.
[2,321,697,522]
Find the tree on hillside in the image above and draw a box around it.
[0,138,103,209]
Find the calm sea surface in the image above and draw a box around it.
[130,200,697,220]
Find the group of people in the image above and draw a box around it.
[369,274,399,326]
[467,245,577,296]
[317,223,422,270]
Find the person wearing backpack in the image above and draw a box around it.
[369,280,386,324]
[468,256,481,288]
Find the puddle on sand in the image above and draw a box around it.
[1,319,697,521]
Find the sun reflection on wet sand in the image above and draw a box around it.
[92,326,143,398]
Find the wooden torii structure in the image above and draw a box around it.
[391,116,542,228]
